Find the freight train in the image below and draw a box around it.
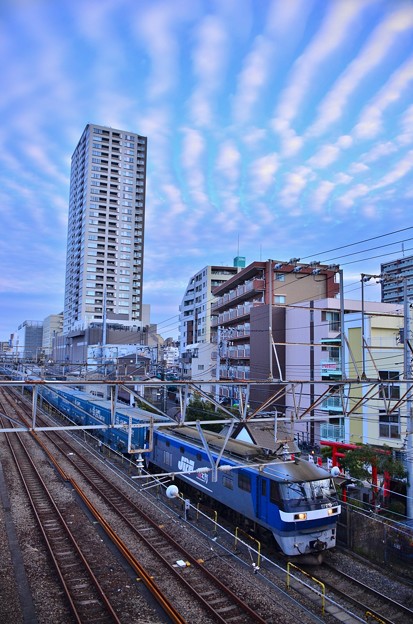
[4,375,341,559]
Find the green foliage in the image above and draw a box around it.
[185,393,232,433]
[340,444,407,482]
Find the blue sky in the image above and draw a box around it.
[1,0,413,340]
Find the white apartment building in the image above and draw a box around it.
[64,124,147,333]
[179,262,242,379]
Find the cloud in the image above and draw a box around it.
[278,166,312,208]
[248,153,279,196]
[353,54,413,139]
[307,3,413,137]
[180,127,209,206]
[271,118,303,157]
[336,183,370,209]
[371,150,413,189]
[240,126,266,146]
[134,1,195,101]
[188,14,228,126]
[232,35,276,124]
[215,140,241,185]
[308,144,340,169]
[361,141,398,163]
[310,180,335,211]
[397,104,413,146]
[274,0,366,125]
[349,162,370,174]
[334,173,353,185]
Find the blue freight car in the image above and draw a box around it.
[39,385,170,453]
[150,425,341,558]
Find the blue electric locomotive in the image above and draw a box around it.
[150,425,341,558]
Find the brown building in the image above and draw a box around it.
[211,259,339,411]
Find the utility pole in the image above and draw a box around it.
[268,260,273,381]
[404,281,413,518]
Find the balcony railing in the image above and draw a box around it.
[219,365,250,380]
[320,396,342,411]
[212,301,262,326]
[320,423,345,442]
[211,278,265,312]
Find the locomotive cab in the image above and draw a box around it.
[263,461,341,558]
[278,478,338,512]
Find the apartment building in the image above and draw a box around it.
[64,123,147,333]
[179,261,243,379]
[345,305,405,452]
[13,321,43,360]
[381,255,413,303]
[284,299,402,448]
[211,259,339,408]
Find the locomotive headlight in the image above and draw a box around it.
[294,513,307,520]
[327,508,337,515]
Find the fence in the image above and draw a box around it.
[337,505,413,577]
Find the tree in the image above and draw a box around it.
[340,444,406,482]
[185,393,235,433]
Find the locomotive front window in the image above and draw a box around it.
[280,479,336,509]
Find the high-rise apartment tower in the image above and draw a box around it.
[64,124,147,333]
[381,255,413,303]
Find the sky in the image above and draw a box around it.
[1,0,413,341]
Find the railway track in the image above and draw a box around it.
[1,387,269,624]
[8,384,412,624]
[319,561,413,623]
[0,403,121,623]
[286,558,413,624]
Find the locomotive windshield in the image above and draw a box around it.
[279,478,336,510]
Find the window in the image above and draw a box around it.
[270,481,281,504]
[238,471,251,492]
[379,410,400,439]
[275,272,285,281]
[274,295,286,304]
[322,310,340,332]
[379,371,400,400]
[223,475,233,490]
